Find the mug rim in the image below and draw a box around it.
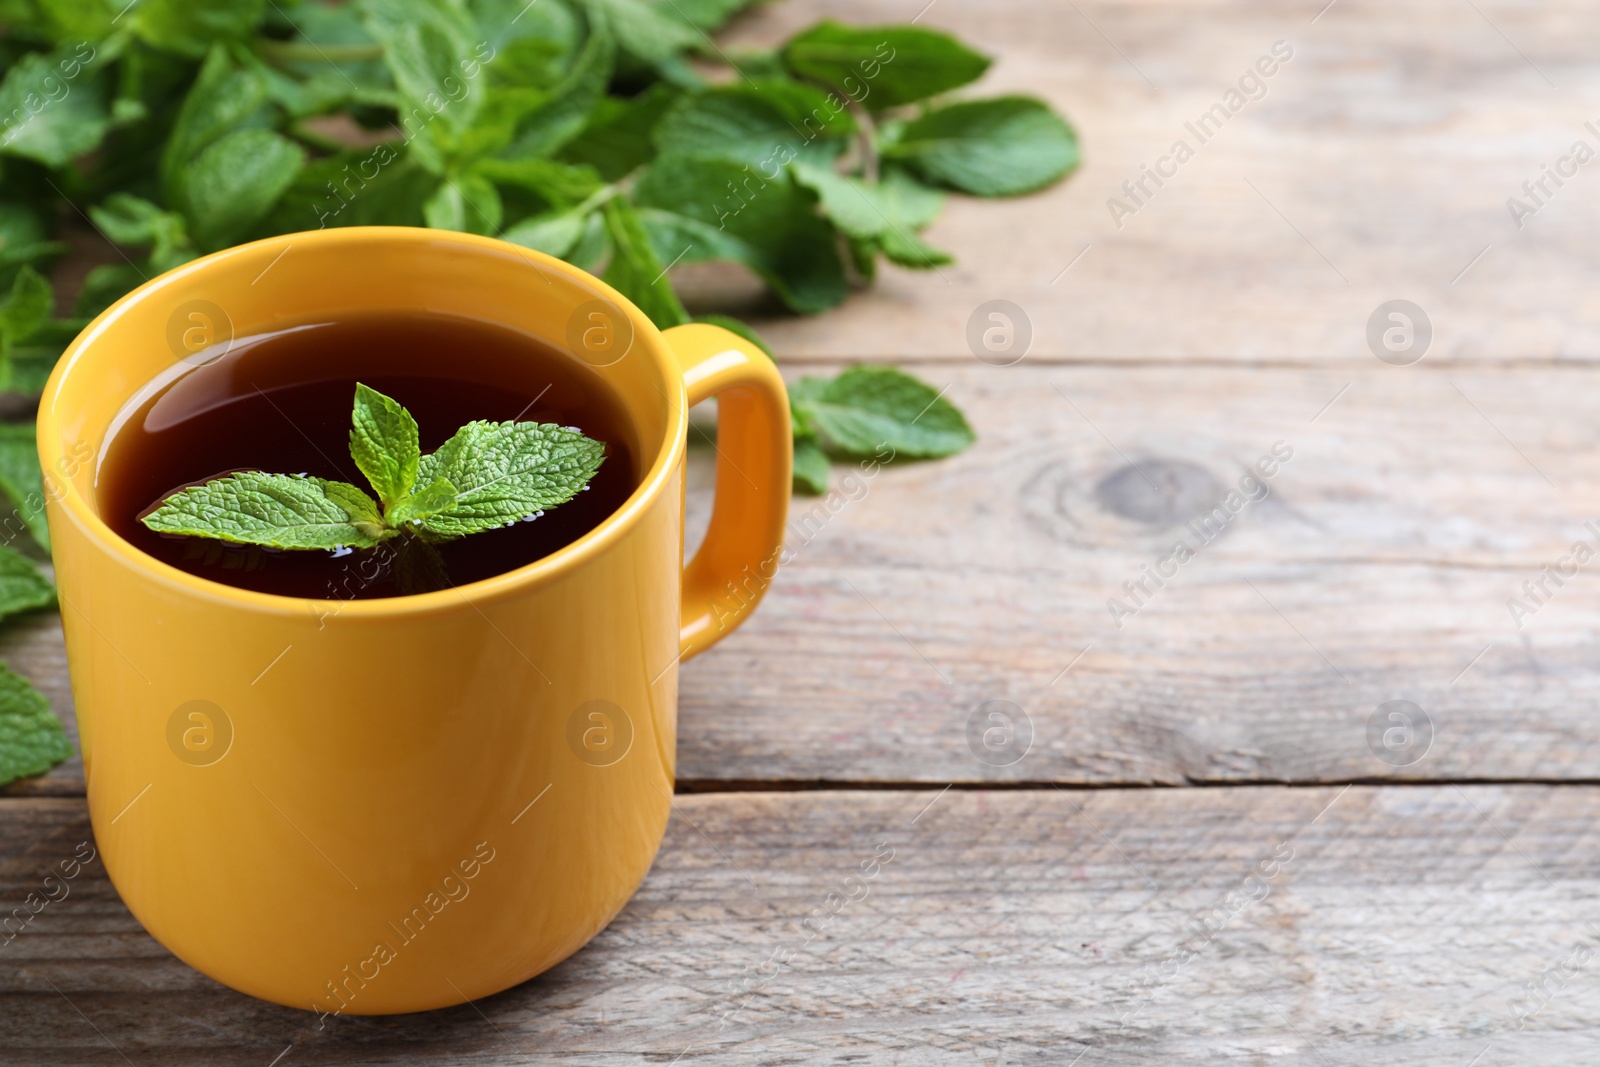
[37,227,688,619]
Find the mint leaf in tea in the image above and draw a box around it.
[142,469,395,550]
[349,383,423,513]
[101,311,637,600]
[141,385,605,552]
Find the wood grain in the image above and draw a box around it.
[683,0,1600,363]
[11,1,1600,1060]
[14,361,1600,791]
[674,362,1600,785]
[4,787,1600,1064]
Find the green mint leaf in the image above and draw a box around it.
[160,46,269,190]
[581,0,701,65]
[6,317,77,396]
[500,14,616,160]
[413,421,605,540]
[254,65,359,124]
[652,81,853,169]
[247,13,386,119]
[793,365,975,459]
[633,156,848,314]
[557,82,678,180]
[566,211,610,273]
[26,1,118,43]
[261,150,434,233]
[847,235,879,283]
[349,383,420,509]
[877,165,946,229]
[134,0,268,57]
[601,197,689,330]
[0,266,51,343]
[476,0,583,85]
[0,201,68,279]
[180,129,306,250]
[789,161,889,240]
[789,161,953,267]
[0,47,113,168]
[423,172,502,234]
[423,180,466,231]
[788,375,828,407]
[460,175,507,235]
[267,4,394,98]
[651,0,762,33]
[358,0,483,138]
[483,56,569,104]
[448,86,552,166]
[110,96,148,129]
[503,207,591,258]
[878,226,953,270]
[88,193,193,269]
[781,21,990,111]
[635,205,754,269]
[793,437,830,495]
[387,477,457,527]
[476,157,606,208]
[650,53,707,92]
[442,5,602,164]
[884,95,1080,197]
[0,423,50,551]
[0,662,71,787]
[788,377,825,455]
[0,265,55,392]
[141,472,392,550]
[0,544,55,620]
[73,262,146,319]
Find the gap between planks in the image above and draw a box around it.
[13,777,1600,804]
[771,355,1600,369]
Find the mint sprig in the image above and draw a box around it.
[789,366,975,494]
[141,384,604,552]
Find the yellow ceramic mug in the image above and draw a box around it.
[37,227,790,1014]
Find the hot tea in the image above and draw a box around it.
[99,310,639,600]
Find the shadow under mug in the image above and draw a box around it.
[36,227,791,1014]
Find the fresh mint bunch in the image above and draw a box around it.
[0,1,1076,485]
[0,0,1080,783]
[141,384,604,550]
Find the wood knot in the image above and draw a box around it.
[1021,453,1232,549]
[1094,460,1223,526]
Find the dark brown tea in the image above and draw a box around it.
[99,310,639,600]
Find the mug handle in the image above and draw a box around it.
[661,323,792,661]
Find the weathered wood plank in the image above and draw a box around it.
[3,787,1599,1064]
[683,359,1600,784]
[14,362,1600,791]
[695,0,1600,363]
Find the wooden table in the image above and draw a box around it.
[8,0,1600,1062]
